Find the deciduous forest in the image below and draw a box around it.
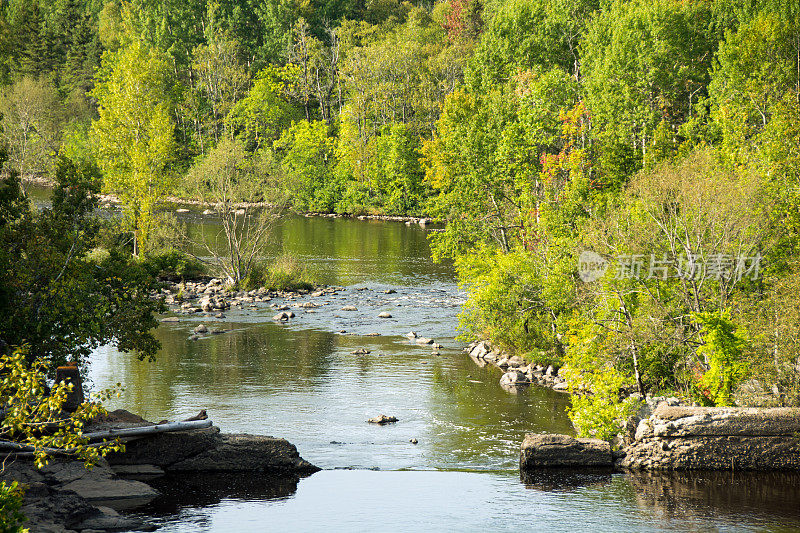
[1,0,799,438]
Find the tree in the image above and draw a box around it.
[91,36,177,256]
[274,119,336,211]
[0,76,64,176]
[191,22,250,147]
[185,137,288,286]
[0,153,163,368]
[582,0,715,175]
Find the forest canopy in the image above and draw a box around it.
[1,0,799,435]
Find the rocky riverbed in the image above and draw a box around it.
[465,341,569,393]
[2,410,317,533]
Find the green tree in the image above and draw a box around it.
[0,154,163,368]
[0,76,64,176]
[91,36,177,256]
[274,119,337,211]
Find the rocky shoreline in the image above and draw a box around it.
[464,341,569,393]
[1,410,318,533]
[520,403,800,474]
[465,343,800,474]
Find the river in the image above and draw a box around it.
[65,206,800,531]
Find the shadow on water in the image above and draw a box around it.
[136,472,303,516]
[520,468,614,492]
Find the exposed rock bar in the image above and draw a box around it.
[520,434,612,469]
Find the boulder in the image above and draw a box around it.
[647,404,800,437]
[194,324,208,334]
[168,434,319,475]
[468,342,489,359]
[500,370,529,386]
[378,312,392,318]
[521,434,613,469]
[341,305,358,311]
[106,427,319,475]
[620,405,800,470]
[367,415,398,424]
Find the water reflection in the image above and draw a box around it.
[628,470,800,526]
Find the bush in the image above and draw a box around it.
[566,367,642,443]
[0,481,25,533]
[693,311,750,406]
[243,254,315,292]
[141,249,207,281]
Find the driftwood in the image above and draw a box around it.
[0,419,213,457]
[81,419,213,441]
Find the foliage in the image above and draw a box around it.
[567,366,641,443]
[140,248,207,281]
[693,311,749,406]
[0,480,26,533]
[0,155,163,367]
[0,349,124,469]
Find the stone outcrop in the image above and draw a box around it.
[520,434,613,469]
[1,458,157,532]
[106,426,319,475]
[620,404,800,470]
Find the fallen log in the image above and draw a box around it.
[81,419,213,441]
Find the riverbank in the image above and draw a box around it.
[520,403,800,473]
[22,175,435,225]
[1,409,318,533]
[465,340,570,393]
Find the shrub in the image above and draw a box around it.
[693,310,750,406]
[141,249,207,281]
[243,254,315,292]
[566,366,642,443]
[0,481,26,533]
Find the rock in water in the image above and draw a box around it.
[378,312,392,318]
[405,331,418,339]
[194,324,208,334]
[416,337,434,345]
[341,305,358,311]
[520,434,612,469]
[367,415,398,425]
[351,348,371,354]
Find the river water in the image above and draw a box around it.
[74,209,800,532]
